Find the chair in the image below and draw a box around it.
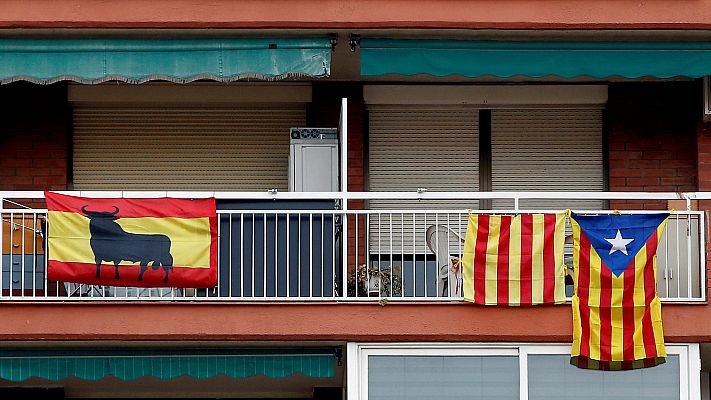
[425,224,465,297]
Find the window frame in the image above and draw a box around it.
[347,343,700,400]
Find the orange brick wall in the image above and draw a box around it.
[607,82,698,210]
[696,120,711,300]
[0,83,69,192]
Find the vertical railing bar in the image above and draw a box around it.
[20,212,25,298]
[664,220,670,297]
[354,213,358,298]
[377,213,381,298]
[297,212,302,297]
[364,214,370,299]
[241,213,244,298]
[42,211,49,298]
[412,212,416,298]
[687,212,693,298]
[400,212,404,298]
[252,213,256,298]
[447,213,451,298]
[321,212,325,298]
[676,215,681,297]
[309,213,313,298]
[435,213,439,297]
[365,214,370,299]
[333,212,337,298]
[216,213,221,299]
[286,212,290,298]
[275,212,279,298]
[423,213,428,297]
[228,214,233,298]
[459,212,463,299]
[9,212,13,300]
[32,213,37,297]
[264,212,267,298]
[53,219,58,299]
[389,212,393,297]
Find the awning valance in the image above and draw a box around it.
[360,39,711,79]
[0,38,331,84]
[0,348,336,381]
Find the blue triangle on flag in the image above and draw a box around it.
[571,212,669,277]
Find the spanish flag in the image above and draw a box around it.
[45,192,217,288]
[462,214,567,306]
[570,212,669,370]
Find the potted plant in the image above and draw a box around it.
[347,264,402,297]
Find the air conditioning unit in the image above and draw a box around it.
[705,77,711,122]
[288,127,339,192]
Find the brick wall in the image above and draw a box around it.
[607,82,698,210]
[697,119,711,301]
[0,82,69,192]
[310,82,365,194]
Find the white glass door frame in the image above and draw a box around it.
[347,342,700,400]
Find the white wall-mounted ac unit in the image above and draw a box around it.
[704,76,711,122]
[288,127,339,192]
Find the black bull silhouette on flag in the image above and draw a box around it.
[81,205,174,282]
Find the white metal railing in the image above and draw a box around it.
[0,191,706,302]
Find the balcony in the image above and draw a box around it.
[0,191,706,302]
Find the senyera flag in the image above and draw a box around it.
[570,212,669,370]
[462,213,567,306]
[45,192,217,288]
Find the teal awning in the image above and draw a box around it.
[360,39,711,78]
[0,38,331,84]
[0,349,336,381]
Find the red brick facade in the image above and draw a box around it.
[607,82,699,210]
[0,83,68,192]
[696,119,711,299]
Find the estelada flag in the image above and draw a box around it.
[570,212,669,370]
[45,192,217,288]
[462,213,567,306]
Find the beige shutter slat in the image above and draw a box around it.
[72,107,306,191]
[367,106,479,254]
[491,108,604,211]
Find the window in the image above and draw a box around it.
[348,343,700,400]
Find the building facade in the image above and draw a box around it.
[0,1,710,398]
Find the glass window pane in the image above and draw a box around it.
[528,355,679,400]
[368,355,519,400]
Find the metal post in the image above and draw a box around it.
[340,98,349,298]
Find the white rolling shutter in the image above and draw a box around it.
[491,108,604,211]
[72,106,306,191]
[367,106,479,253]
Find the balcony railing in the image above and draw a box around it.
[0,191,706,302]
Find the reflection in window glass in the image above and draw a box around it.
[368,356,518,400]
[528,355,679,400]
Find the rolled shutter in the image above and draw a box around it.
[367,106,479,253]
[491,108,604,210]
[72,106,306,191]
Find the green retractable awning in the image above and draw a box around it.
[360,39,711,79]
[0,349,336,381]
[0,38,331,84]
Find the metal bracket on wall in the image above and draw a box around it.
[348,34,360,52]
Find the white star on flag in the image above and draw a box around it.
[605,230,634,255]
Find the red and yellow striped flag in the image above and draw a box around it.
[570,212,668,370]
[46,192,217,288]
[462,214,566,306]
